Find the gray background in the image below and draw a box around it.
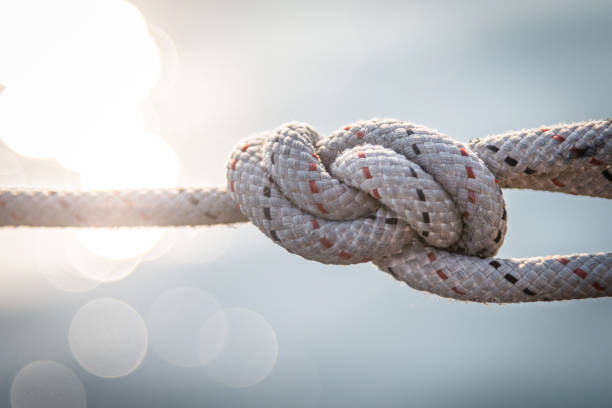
[1,0,611,407]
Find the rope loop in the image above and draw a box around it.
[228,119,507,265]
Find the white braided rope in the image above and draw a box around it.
[1,119,610,303]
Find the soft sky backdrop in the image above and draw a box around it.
[0,0,611,407]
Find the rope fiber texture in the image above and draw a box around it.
[2,119,611,303]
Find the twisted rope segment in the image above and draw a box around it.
[0,187,246,227]
[0,119,610,303]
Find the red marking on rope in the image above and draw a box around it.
[552,135,565,143]
[309,162,317,171]
[311,219,320,229]
[558,258,570,265]
[452,287,465,295]
[357,151,366,159]
[230,180,235,192]
[344,125,351,130]
[241,144,250,152]
[320,237,333,249]
[312,153,320,160]
[372,188,381,199]
[360,258,372,263]
[427,252,436,262]
[463,211,469,219]
[590,158,603,166]
[494,178,499,184]
[540,128,550,132]
[231,159,238,170]
[459,147,469,157]
[339,251,352,260]
[573,268,587,279]
[362,167,372,179]
[316,203,328,214]
[10,211,23,221]
[309,180,319,193]
[465,166,475,179]
[468,190,476,203]
[551,178,565,187]
[593,282,606,291]
[356,130,364,139]
[436,269,448,280]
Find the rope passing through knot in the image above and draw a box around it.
[228,119,612,303]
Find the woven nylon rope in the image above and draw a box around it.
[2,119,611,303]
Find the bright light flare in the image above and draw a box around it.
[0,0,181,262]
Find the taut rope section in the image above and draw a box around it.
[1,119,611,303]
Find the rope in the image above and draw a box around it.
[2,119,610,303]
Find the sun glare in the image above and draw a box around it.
[0,0,179,261]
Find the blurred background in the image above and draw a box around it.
[0,0,611,407]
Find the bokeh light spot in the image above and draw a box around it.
[205,308,278,388]
[166,226,237,264]
[10,360,86,408]
[35,230,101,293]
[148,286,226,367]
[69,298,148,378]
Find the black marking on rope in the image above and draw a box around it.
[189,197,199,206]
[523,288,536,296]
[388,267,399,278]
[263,186,271,197]
[504,156,518,166]
[366,214,377,220]
[486,145,499,152]
[416,189,426,201]
[385,218,398,225]
[494,230,502,243]
[489,260,501,269]
[502,208,507,221]
[504,273,518,284]
[269,230,280,241]
[406,129,414,136]
[524,167,536,175]
[603,169,612,181]
[422,212,430,223]
[412,144,421,155]
[270,153,275,164]
[409,167,418,178]
[569,147,585,158]
[542,297,552,301]
[263,207,272,220]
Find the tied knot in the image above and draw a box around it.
[227,119,507,265]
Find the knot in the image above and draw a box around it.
[227,119,507,265]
